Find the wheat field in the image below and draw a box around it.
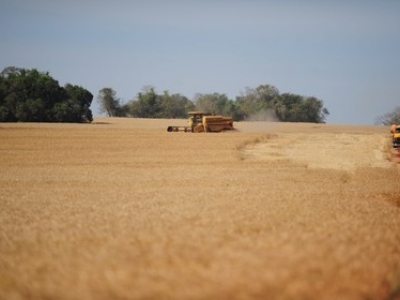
[1,118,400,300]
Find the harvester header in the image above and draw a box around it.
[167,111,235,133]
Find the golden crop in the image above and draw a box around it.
[1,118,399,300]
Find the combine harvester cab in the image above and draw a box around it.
[167,111,235,133]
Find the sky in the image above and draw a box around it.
[1,0,399,124]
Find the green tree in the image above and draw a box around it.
[64,84,93,122]
[125,88,195,119]
[276,93,304,121]
[194,93,231,115]
[255,84,280,106]
[222,99,242,121]
[0,66,22,77]
[275,93,328,123]
[375,106,400,125]
[0,68,61,121]
[15,98,45,122]
[235,85,280,120]
[157,91,194,118]
[97,87,124,117]
[0,67,93,122]
[138,86,158,117]
[126,86,159,118]
[302,97,329,123]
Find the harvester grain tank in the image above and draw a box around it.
[167,111,235,133]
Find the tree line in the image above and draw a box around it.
[0,67,93,122]
[99,85,330,123]
[3,66,400,125]
[0,66,330,123]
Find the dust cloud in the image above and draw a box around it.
[235,109,279,133]
[246,109,279,122]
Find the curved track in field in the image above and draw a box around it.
[243,132,394,172]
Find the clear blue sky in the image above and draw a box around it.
[1,0,399,124]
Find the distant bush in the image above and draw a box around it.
[0,66,93,122]
[120,84,329,123]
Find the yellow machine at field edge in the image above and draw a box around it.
[167,111,235,133]
[391,124,400,148]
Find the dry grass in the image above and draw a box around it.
[1,118,400,300]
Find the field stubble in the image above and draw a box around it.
[1,118,400,300]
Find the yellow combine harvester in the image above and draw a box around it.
[391,124,400,148]
[167,111,235,133]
